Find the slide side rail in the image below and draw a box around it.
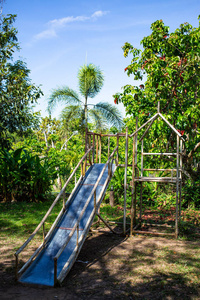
[54,146,118,286]
[14,146,93,280]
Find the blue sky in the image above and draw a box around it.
[3,0,200,119]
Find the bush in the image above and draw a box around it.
[0,148,56,202]
[182,179,200,209]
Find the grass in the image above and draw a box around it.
[0,199,63,267]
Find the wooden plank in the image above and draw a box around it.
[144,168,175,171]
[134,177,178,182]
[143,152,176,156]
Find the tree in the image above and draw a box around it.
[0,14,43,148]
[48,64,123,131]
[114,16,200,181]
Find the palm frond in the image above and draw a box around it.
[78,64,104,99]
[94,102,124,129]
[48,87,83,113]
[89,108,107,132]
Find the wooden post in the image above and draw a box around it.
[133,118,138,226]
[123,127,128,235]
[175,135,180,238]
[117,134,119,164]
[108,137,110,159]
[131,134,135,235]
[158,101,160,113]
[94,189,97,212]
[99,135,102,163]
[54,257,57,287]
[140,182,143,220]
[92,133,95,164]
[134,182,137,225]
[109,186,114,207]
[85,127,88,154]
[15,254,18,281]
[96,135,98,163]
[141,139,144,177]
[179,139,183,222]
[43,222,45,245]
[62,190,66,211]
[76,224,79,248]
[89,135,92,165]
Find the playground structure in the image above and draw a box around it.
[15,102,184,286]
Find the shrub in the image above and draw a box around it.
[0,148,56,202]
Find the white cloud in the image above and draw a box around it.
[33,11,108,41]
[91,11,108,19]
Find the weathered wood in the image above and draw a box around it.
[123,127,128,235]
[96,136,98,163]
[140,182,143,219]
[15,147,93,257]
[129,113,159,138]
[132,230,174,236]
[134,177,179,182]
[175,135,180,238]
[54,257,57,287]
[96,213,119,234]
[92,133,95,164]
[141,140,144,177]
[144,168,176,171]
[179,139,183,222]
[42,223,45,245]
[94,189,97,211]
[54,146,119,261]
[139,115,157,142]
[108,137,110,160]
[157,100,160,113]
[158,113,182,139]
[132,117,138,229]
[143,152,176,156]
[133,182,137,225]
[15,254,18,281]
[117,133,119,164]
[109,190,115,207]
[130,133,135,236]
[99,135,102,163]
[143,222,174,228]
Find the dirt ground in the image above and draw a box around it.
[0,226,200,300]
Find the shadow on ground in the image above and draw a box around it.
[0,227,200,300]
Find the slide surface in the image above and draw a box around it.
[19,163,112,286]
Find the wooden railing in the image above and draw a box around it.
[54,146,118,285]
[14,146,93,280]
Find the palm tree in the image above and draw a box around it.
[48,64,123,131]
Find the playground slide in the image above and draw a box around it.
[19,163,116,287]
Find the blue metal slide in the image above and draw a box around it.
[18,163,116,286]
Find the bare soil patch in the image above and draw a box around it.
[0,227,200,300]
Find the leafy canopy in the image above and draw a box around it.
[0,14,43,148]
[114,16,200,180]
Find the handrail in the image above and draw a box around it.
[53,145,118,285]
[15,146,93,277]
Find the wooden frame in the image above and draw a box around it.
[129,102,183,238]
